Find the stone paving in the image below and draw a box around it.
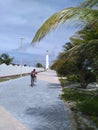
[0,70,71,130]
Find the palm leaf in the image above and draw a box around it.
[32,8,98,43]
[79,0,98,8]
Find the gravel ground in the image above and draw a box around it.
[0,70,71,130]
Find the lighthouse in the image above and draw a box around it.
[46,50,49,70]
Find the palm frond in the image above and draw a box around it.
[79,0,98,8]
[61,39,98,61]
[32,7,74,43]
[32,8,98,43]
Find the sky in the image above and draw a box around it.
[0,0,83,66]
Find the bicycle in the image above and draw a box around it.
[30,69,37,87]
[31,75,37,87]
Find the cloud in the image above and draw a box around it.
[0,0,83,55]
[0,0,84,66]
[0,15,28,26]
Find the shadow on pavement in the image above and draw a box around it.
[48,83,61,89]
[25,103,69,130]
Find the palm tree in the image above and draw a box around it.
[0,53,14,65]
[32,0,98,43]
[32,0,98,88]
[55,21,98,88]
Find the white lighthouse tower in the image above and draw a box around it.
[46,50,49,70]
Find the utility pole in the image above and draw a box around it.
[20,37,24,76]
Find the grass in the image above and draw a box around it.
[62,88,95,102]
[0,73,30,82]
[60,78,98,128]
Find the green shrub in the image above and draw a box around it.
[59,78,68,87]
[35,63,43,67]
[66,74,79,82]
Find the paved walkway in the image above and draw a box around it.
[0,70,72,130]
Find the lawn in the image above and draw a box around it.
[0,73,30,82]
[60,78,98,129]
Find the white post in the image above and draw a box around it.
[20,37,24,76]
[46,50,49,70]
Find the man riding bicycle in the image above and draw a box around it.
[31,69,37,86]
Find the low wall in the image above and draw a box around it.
[0,64,44,77]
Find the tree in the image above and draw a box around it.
[0,53,14,65]
[32,0,98,43]
[32,0,98,88]
[35,63,43,67]
[51,21,98,88]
